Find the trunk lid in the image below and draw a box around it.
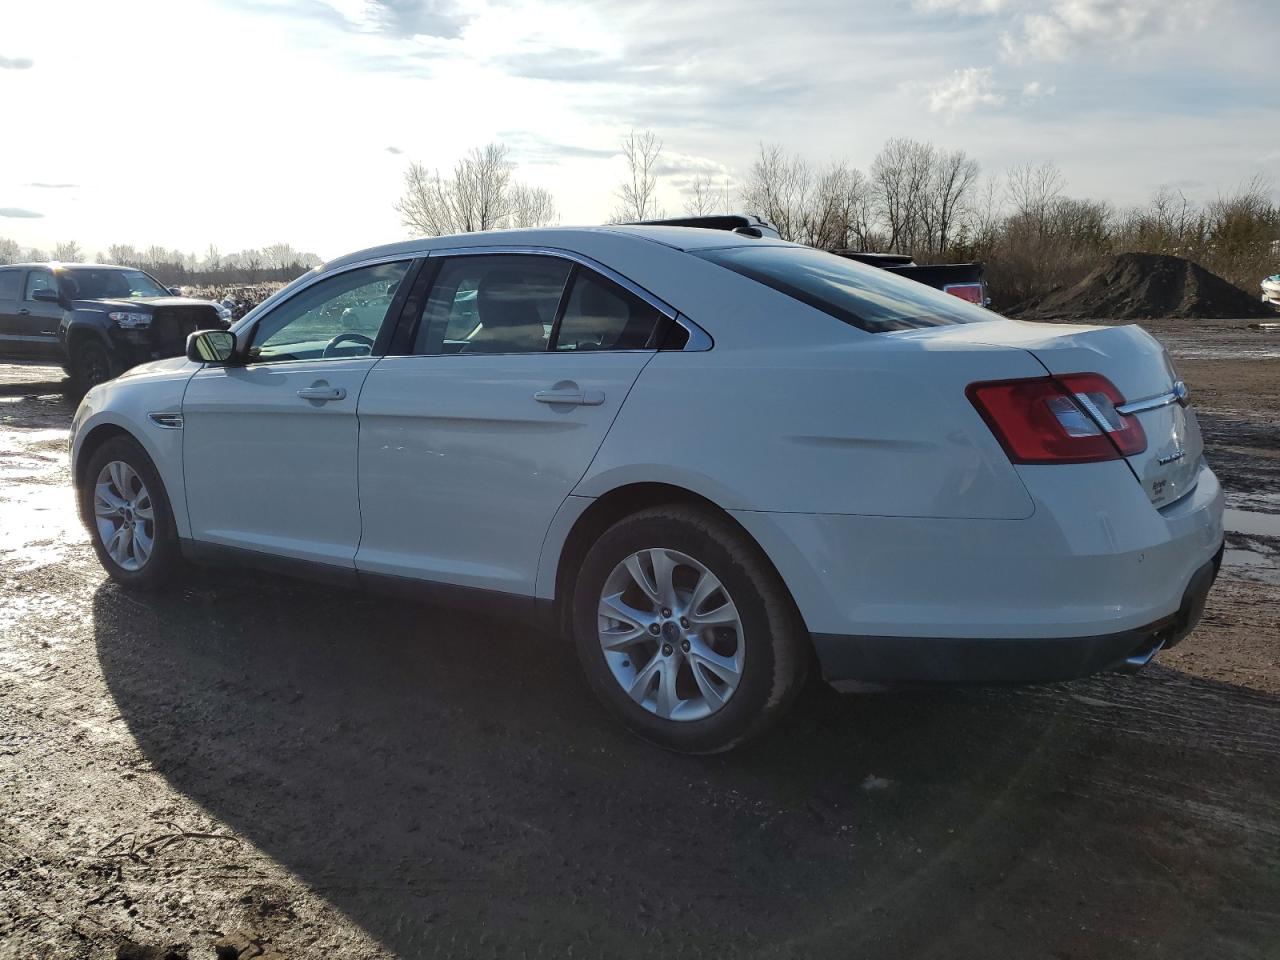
[892,319,1203,507]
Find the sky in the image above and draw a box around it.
[0,0,1276,261]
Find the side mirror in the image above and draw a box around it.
[31,289,60,304]
[186,329,238,364]
[168,286,182,296]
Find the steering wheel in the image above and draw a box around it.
[321,332,374,358]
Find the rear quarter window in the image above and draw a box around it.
[694,245,995,333]
[0,270,20,300]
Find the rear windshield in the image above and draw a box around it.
[693,245,994,333]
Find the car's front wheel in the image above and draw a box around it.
[71,338,117,389]
[572,505,808,754]
[80,436,180,590]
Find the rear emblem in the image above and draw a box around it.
[1172,380,1189,406]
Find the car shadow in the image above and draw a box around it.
[92,571,1279,958]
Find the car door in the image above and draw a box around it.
[356,251,672,596]
[0,269,25,357]
[182,258,414,568]
[20,268,67,359]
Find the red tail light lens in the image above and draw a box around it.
[943,282,985,305]
[967,375,1147,464]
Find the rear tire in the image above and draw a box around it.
[572,505,808,754]
[79,436,180,590]
[71,338,117,389]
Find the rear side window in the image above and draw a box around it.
[0,271,19,300]
[413,255,571,355]
[24,270,56,300]
[694,245,994,332]
[553,269,664,351]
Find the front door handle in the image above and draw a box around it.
[17,308,30,316]
[534,388,605,406]
[297,385,347,402]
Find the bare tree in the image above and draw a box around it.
[204,244,221,273]
[683,175,722,217]
[508,183,558,228]
[740,143,812,242]
[927,149,980,256]
[1005,161,1065,239]
[870,138,936,254]
[612,129,665,222]
[53,240,83,262]
[395,143,556,236]
[0,237,21,264]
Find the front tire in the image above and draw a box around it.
[572,505,808,754]
[80,436,180,590]
[71,338,117,389]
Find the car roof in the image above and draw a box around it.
[324,225,794,272]
[0,262,133,271]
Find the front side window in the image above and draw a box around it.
[413,255,571,355]
[249,260,410,363]
[553,270,664,351]
[694,245,995,333]
[59,268,169,300]
[24,269,57,300]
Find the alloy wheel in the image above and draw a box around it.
[597,547,745,722]
[94,460,155,571]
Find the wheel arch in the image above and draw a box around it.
[547,481,808,639]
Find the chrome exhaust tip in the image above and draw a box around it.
[1116,638,1165,675]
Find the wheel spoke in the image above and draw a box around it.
[106,525,130,565]
[689,598,739,627]
[598,592,650,649]
[134,495,154,522]
[654,659,679,719]
[131,526,153,566]
[688,568,724,616]
[691,660,729,706]
[108,461,133,498]
[623,554,660,604]
[94,485,126,518]
[688,638,741,684]
[627,652,662,703]
[647,548,678,609]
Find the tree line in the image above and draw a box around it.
[5,131,1274,307]
[0,238,322,286]
[394,131,1279,308]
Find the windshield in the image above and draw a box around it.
[694,245,995,333]
[60,268,170,300]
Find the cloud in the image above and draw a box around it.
[25,182,79,189]
[234,0,469,38]
[1021,80,1056,101]
[0,208,44,218]
[385,146,404,154]
[0,54,34,69]
[499,132,618,164]
[1000,0,1213,62]
[924,67,1005,116]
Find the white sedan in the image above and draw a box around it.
[69,225,1225,753]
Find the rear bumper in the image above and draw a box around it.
[730,459,1225,684]
[811,545,1222,684]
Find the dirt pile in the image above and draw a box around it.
[1017,252,1274,320]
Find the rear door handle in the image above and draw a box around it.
[534,388,605,406]
[17,308,30,316]
[297,386,346,402]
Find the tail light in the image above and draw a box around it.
[967,374,1147,464]
[943,282,986,305]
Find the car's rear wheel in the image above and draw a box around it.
[71,339,117,389]
[572,505,808,754]
[80,436,180,590]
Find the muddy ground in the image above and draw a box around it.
[1,318,1278,960]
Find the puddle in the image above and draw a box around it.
[1223,508,1280,538]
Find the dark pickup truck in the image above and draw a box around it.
[633,215,990,306]
[0,262,225,387]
